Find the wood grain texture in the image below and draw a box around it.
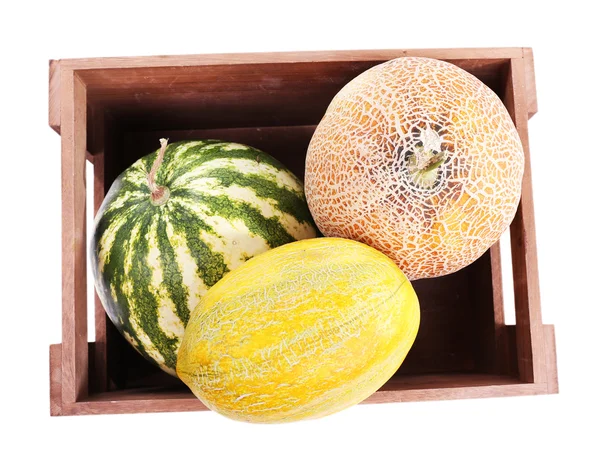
[60,69,88,403]
[544,325,559,393]
[54,48,525,72]
[367,377,547,405]
[523,48,538,118]
[67,380,546,415]
[77,59,509,132]
[49,344,63,416]
[50,338,556,416]
[49,60,61,134]
[505,58,547,385]
[79,59,506,98]
[50,346,549,416]
[49,48,530,137]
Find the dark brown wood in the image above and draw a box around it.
[60,69,88,404]
[123,125,316,182]
[89,105,107,393]
[401,262,478,375]
[102,112,131,391]
[505,58,547,385]
[50,48,524,130]
[50,47,557,416]
[489,242,511,374]
[505,326,519,376]
[465,248,496,373]
[85,61,508,132]
[81,59,506,103]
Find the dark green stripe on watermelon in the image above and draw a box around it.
[128,212,178,370]
[94,210,149,360]
[168,201,229,288]
[156,216,191,325]
[198,192,296,248]
[94,173,148,224]
[163,141,287,184]
[95,206,180,370]
[211,145,287,171]
[199,167,313,224]
[160,141,223,183]
[174,188,296,248]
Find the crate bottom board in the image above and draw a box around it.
[50,325,557,416]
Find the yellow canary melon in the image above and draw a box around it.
[305,57,525,280]
[177,237,420,423]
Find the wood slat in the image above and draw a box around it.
[62,373,547,416]
[465,248,497,373]
[55,48,525,72]
[72,59,508,130]
[499,325,556,387]
[49,344,62,416]
[49,60,61,134]
[48,49,516,134]
[88,105,108,393]
[489,242,511,374]
[505,58,547,385]
[60,70,88,403]
[380,373,522,391]
[366,379,546,405]
[79,59,506,95]
[50,340,555,416]
[544,325,559,393]
[523,48,538,118]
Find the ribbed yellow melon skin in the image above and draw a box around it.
[177,238,420,423]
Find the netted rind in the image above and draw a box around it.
[305,57,524,280]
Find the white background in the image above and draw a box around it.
[2,1,598,469]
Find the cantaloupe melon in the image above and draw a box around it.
[305,57,524,279]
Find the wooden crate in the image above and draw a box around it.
[49,47,558,416]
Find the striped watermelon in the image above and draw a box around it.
[91,139,317,376]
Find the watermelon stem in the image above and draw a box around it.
[147,138,171,205]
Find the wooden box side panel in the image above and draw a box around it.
[50,342,552,416]
[60,69,89,404]
[504,57,547,385]
[49,48,533,134]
